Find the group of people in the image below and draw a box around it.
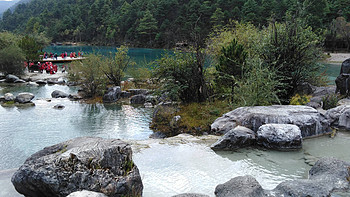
[43,51,84,60]
[25,61,65,74]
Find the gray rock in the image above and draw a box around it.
[144,102,153,108]
[0,96,5,102]
[57,78,65,84]
[172,193,209,197]
[257,124,302,150]
[335,74,350,95]
[146,95,157,105]
[35,80,47,85]
[103,86,121,103]
[51,90,69,98]
[211,126,256,151]
[14,79,26,83]
[295,82,315,95]
[53,104,65,110]
[273,157,350,196]
[4,93,15,101]
[12,137,143,197]
[312,86,336,97]
[149,131,167,139]
[339,58,350,74]
[215,175,265,197]
[337,98,350,106]
[120,91,131,98]
[67,190,108,197]
[130,94,146,104]
[211,105,330,137]
[5,74,19,83]
[69,94,83,100]
[0,79,6,83]
[15,92,34,103]
[27,82,39,86]
[128,89,149,96]
[325,105,350,128]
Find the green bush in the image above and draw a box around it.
[290,94,311,105]
[322,94,341,110]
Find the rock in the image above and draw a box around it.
[211,126,256,151]
[146,95,157,105]
[69,94,83,100]
[339,58,350,74]
[335,74,350,95]
[27,82,39,86]
[14,79,26,83]
[295,82,315,95]
[102,86,121,103]
[170,115,181,130]
[128,89,149,96]
[15,92,34,103]
[214,175,265,197]
[120,91,131,98]
[5,74,19,83]
[144,102,153,108]
[325,105,350,128]
[57,78,65,84]
[211,105,330,137]
[4,93,15,101]
[67,190,108,197]
[0,79,6,83]
[273,157,350,196]
[0,96,4,102]
[35,80,47,85]
[257,124,302,150]
[172,193,209,197]
[337,98,350,106]
[51,90,69,98]
[130,94,146,104]
[12,137,143,197]
[53,104,65,109]
[47,80,58,84]
[306,101,322,109]
[214,158,350,197]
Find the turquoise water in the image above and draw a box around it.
[44,46,169,65]
[322,63,341,84]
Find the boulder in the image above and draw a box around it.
[172,194,209,197]
[69,94,83,100]
[337,98,350,106]
[214,158,350,197]
[325,105,350,128]
[215,175,265,197]
[51,90,69,98]
[27,82,39,86]
[211,126,256,151]
[5,74,19,83]
[295,82,315,95]
[35,80,47,85]
[339,58,350,74]
[53,104,65,110]
[120,91,131,98]
[15,92,34,103]
[102,86,121,103]
[144,102,153,108]
[211,105,331,137]
[12,137,143,197]
[4,93,15,101]
[14,79,26,83]
[335,74,350,95]
[145,95,157,105]
[57,78,65,84]
[257,124,302,150]
[308,86,336,105]
[273,157,350,196]
[67,190,108,197]
[128,89,149,96]
[130,94,146,104]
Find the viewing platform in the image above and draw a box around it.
[40,56,86,63]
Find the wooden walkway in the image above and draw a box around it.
[40,57,86,63]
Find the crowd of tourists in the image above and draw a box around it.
[25,61,66,74]
[43,51,83,60]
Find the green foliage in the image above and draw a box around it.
[0,32,25,75]
[68,54,108,98]
[290,94,311,105]
[18,35,43,63]
[322,94,341,110]
[153,49,208,103]
[102,46,135,86]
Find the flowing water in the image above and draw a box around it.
[0,47,348,196]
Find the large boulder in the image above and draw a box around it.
[11,137,143,197]
[103,86,121,103]
[214,158,350,197]
[5,74,19,83]
[335,74,350,95]
[257,124,302,150]
[211,105,331,137]
[215,175,265,197]
[15,92,34,103]
[130,94,146,104]
[211,126,256,151]
[326,105,350,129]
[339,58,350,74]
[67,190,108,197]
[51,90,69,98]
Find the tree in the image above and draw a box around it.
[101,46,135,86]
[0,32,25,75]
[333,16,350,51]
[216,39,247,101]
[137,10,158,45]
[242,0,260,25]
[18,35,42,63]
[211,8,225,29]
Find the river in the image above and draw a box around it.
[0,47,348,196]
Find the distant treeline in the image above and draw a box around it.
[1,0,350,49]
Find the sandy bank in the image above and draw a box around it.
[325,53,350,63]
[22,70,68,81]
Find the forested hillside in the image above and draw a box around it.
[1,0,350,49]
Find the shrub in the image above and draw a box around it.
[290,94,312,105]
[322,94,341,110]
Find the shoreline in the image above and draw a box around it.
[324,52,350,64]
